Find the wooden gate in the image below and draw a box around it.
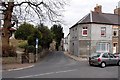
[22,54,29,63]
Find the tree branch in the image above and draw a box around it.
[14,1,44,7]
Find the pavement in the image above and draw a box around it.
[2,63,34,71]
[64,51,88,61]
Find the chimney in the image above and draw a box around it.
[94,4,102,13]
[114,6,120,15]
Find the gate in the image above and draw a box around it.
[22,54,29,63]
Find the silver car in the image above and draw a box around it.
[89,52,120,68]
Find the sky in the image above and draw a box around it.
[0,0,120,37]
[63,0,120,37]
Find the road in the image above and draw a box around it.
[2,51,118,78]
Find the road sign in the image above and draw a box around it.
[36,38,38,48]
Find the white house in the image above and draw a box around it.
[64,33,70,52]
[69,5,120,56]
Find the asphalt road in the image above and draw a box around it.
[2,51,118,78]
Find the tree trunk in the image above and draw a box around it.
[2,2,14,57]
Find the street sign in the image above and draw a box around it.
[36,38,38,49]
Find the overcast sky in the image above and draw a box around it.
[0,0,120,37]
[63,0,120,37]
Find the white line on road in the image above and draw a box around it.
[18,69,78,78]
[8,65,35,71]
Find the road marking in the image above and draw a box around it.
[8,65,34,71]
[18,69,77,78]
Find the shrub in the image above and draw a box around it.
[9,45,17,57]
[38,45,42,53]
[18,40,28,49]
[26,45,35,53]
[2,57,17,64]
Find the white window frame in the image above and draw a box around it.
[101,27,106,37]
[82,27,88,37]
[96,43,109,52]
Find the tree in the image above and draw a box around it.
[1,0,66,56]
[38,24,53,49]
[27,28,42,46]
[15,22,35,40]
[51,24,64,50]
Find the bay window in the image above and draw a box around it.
[96,43,109,52]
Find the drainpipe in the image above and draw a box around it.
[89,11,92,56]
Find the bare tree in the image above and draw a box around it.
[1,0,66,56]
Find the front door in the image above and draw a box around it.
[113,43,117,54]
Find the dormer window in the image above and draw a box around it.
[82,27,88,36]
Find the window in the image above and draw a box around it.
[109,54,115,58]
[91,53,101,58]
[96,43,109,52]
[113,43,117,47]
[102,53,109,58]
[76,28,77,30]
[113,28,118,37]
[101,27,106,37]
[82,27,88,36]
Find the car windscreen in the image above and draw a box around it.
[90,53,101,58]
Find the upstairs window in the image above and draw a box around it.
[82,27,88,36]
[101,27,106,37]
[113,28,118,37]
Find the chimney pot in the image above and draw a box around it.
[114,6,120,15]
[94,4,102,13]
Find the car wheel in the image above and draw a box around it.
[101,62,106,68]
[89,63,93,66]
[117,61,120,66]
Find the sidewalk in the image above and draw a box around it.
[2,63,34,71]
[64,52,88,61]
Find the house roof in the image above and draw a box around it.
[70,12,120,29]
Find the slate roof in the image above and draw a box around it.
[70,12,120,29]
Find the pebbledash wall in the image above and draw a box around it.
[90,24,112,54]
[70,23,113,56]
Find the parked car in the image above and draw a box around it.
[89,52,120,68]
[114,53,120,58]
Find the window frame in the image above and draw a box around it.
[102,53,109,58]
[82,27,88,37]
[101,27,106,37]
[96,43,109,52]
